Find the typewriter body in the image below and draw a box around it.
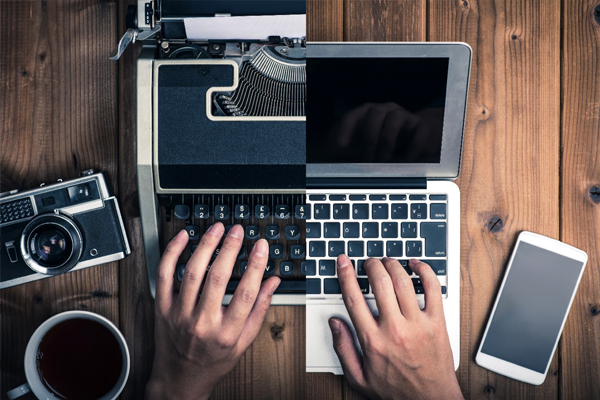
[130,0,306,304]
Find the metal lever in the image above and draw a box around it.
[110,28,138,61]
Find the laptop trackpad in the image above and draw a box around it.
[306,300,378,374]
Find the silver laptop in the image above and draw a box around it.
[305,42,471,373]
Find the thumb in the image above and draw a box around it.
[329,318,368,391]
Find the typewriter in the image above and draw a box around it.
[114,0,307,304]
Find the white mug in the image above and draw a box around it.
[7,310,130,400]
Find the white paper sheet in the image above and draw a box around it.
[183,14,306,40]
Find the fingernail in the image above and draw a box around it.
[253,239,268,257]
[173,229,188,243]
[269,278,281,295]
[409,258,419,266]
[227,224,243,239]
[328,318,341,334]
[206,222,223,236]
[382,257,391,262]
[337,256,349,269]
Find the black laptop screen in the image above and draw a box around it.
[306,57,449,164]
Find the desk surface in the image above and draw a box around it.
[1,1,599,399]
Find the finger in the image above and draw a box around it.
[237,276,280,350]
[409,259,443,316]
[156,229,188,314]
[329,318,368,391]
[381,258,420,320]
[223,239,269,334]
[364,258,402,322]
[197,225,244,314]
[178,223,224,314]
[337,255,377,338]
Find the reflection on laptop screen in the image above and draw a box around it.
[306,57,449,164]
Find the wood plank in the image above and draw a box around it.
[344,0,425,41]
[559,1,600,399]
[0,0,119,397]
[115,0,154,398]
[307,0,344,41]
[430,0,561,398]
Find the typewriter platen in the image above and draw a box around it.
[122,0,307,304]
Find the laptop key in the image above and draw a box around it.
[362,222,379,238]
[367,241,384,257]
[285,225,301,240]
[430,195,447,201]
[295,204,311,219]
[411,203,427,219]
[390,195,407,200]
[319,260,336,276]
[174,204,190,220]
[343,222,360,238]
[372,203,389,219]
[430,203,447,219]
[328,241,345,257]
[265,225,280,240]
[329,195,346,201]
[369,194,386,201]
[357,260,366,276]
[386,241,403,257]
[314,204,330,220]
[290,244,305,259]
[391,203,408,219]
[382,222,398,238]
[333,203,350,219]
[301,260,317,276]
[309,241,326,257]
[255,205,270,219]
[357,278,369,294]
[422,260,447,275]
[406,241,422,257]
[420,222,447,257]
[309,194,326,201]
[401,222,417,238]
[324,222,341,238]
[349,195,366,201]
[324,278,342,294]
[245,225,260,240]
[353,204,369,219]
[307,278,321,294]
[347,241,364,257]
[306,222,321,238]
[409,194,427,201]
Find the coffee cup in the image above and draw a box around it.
[7,310,130,400]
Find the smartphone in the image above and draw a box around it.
[475,231,587,385]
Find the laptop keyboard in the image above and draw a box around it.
[158,194,307,294]
[305,192,448,298]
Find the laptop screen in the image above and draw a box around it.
[306,57,449,164]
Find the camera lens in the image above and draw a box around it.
[32,226,72,267]
[21,213,83,275]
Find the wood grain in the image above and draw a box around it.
[307,0,344,41]
[559,0,600,399]
[0,0,119,397]
[431,0,561,398]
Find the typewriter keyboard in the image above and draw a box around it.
[159,194,307,294]
[305,193,448,298]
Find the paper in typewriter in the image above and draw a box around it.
[184,15,306,40]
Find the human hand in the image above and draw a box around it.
[145,223,280,400]
[330,256,463,400]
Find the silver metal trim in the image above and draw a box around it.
[223,294,305,306]
[306,42,471,180]
[156,188,305,194]
[137,47,163,299]
[110,196,131,255]
[0,252,126,289]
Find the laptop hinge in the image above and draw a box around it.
[306,178,427,190]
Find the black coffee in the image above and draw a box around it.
[37,318,123,400]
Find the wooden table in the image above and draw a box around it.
[1,1,599,399]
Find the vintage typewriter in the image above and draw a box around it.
[113,0,307,304]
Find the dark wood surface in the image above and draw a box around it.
[1,1,599,399]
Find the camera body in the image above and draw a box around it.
[0,171,130,289]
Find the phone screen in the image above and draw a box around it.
[480,241,584,373]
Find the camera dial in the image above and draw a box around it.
[20,212,83,275]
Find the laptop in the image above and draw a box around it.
[305,42,471,373]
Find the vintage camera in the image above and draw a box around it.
[0,171,130,289]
